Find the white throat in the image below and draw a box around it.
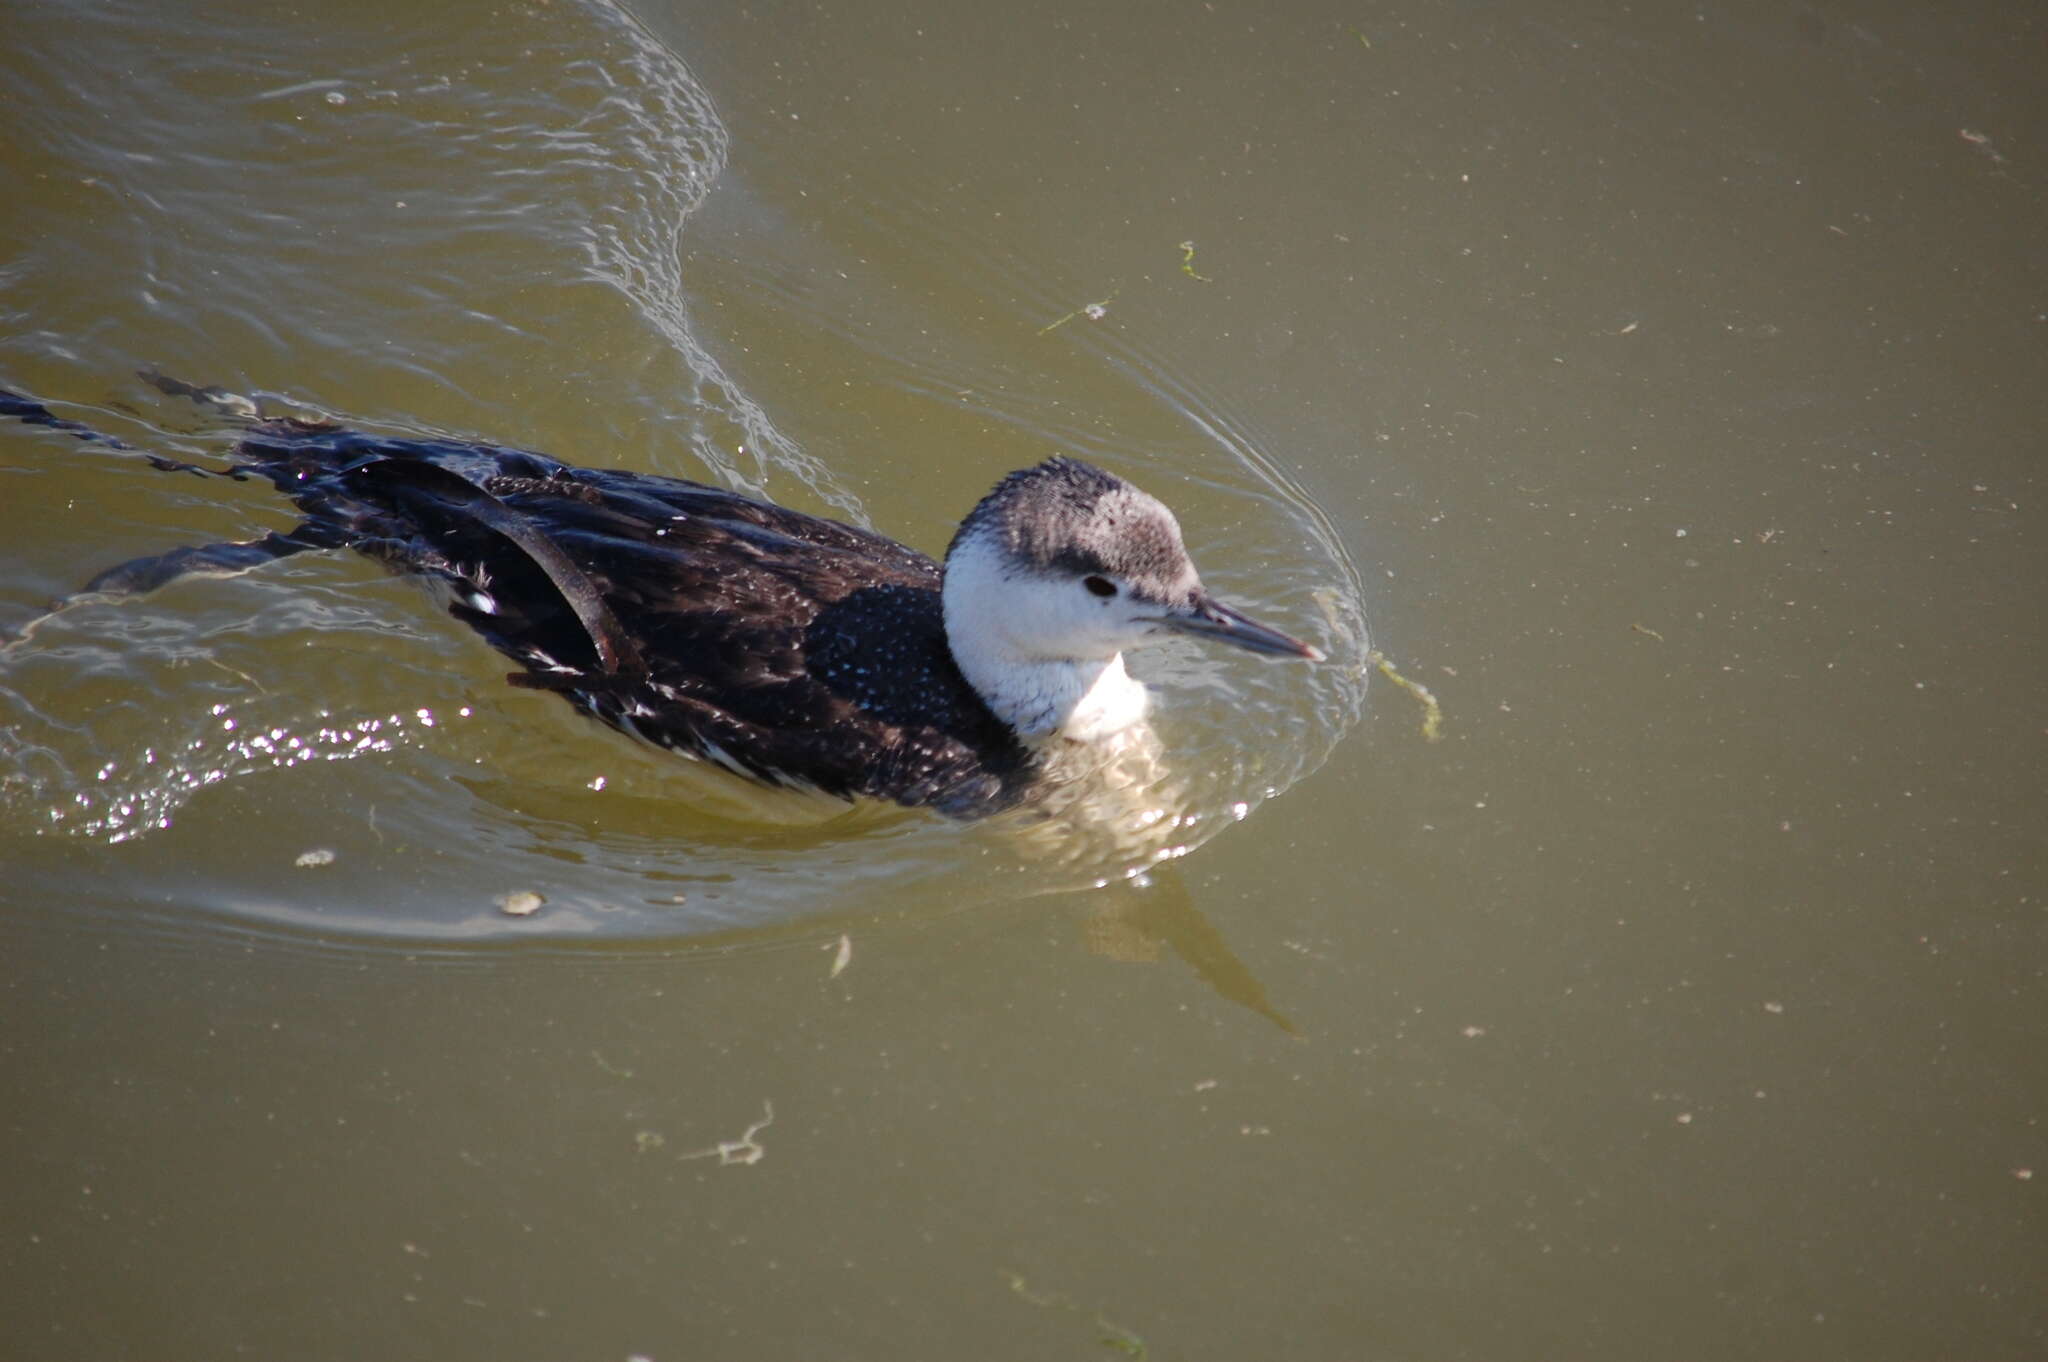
[958,647,1152,743]
[942,535,1154,743]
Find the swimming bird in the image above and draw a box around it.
[3,380,1321,818]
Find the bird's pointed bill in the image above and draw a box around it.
[1162,592,1324,661]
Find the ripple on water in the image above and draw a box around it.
[0,0,1369,946]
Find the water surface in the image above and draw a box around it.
[2,0,2043,1357]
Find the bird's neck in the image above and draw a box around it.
[949,644,1152,743]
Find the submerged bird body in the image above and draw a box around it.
[5,384,1319,819]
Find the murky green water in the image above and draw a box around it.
[3,0,2042,1357]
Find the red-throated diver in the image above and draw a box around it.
[2,381,1322,818]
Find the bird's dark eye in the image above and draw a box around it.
[1083,575,1117,598]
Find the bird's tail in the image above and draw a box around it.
[0,385,138,452]
[0,369,259,475]
[0,374,316,646]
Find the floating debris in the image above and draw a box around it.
[1177,239,1213,282]
[1003,1270,1149,1359]
[1097,1318,1148,1358]
[1959,127,2006,166]
[294,847,337,869]
[828,933,853,979]
[496,890,544,917]
[1039,290,1118,335]
[1631,622,1665,642]
[252,77,347,102]
[1367,651,1443,742]
[677,1100,775,1167]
